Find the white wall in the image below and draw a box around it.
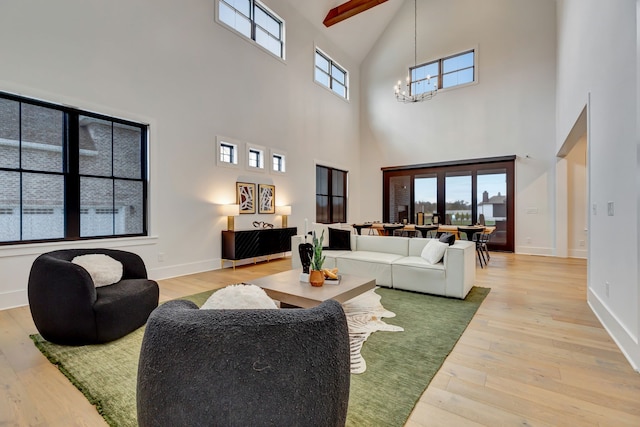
[567,136,588,258]
[0,0,362,309]
[359,0,557,255]
[556,0,639,368]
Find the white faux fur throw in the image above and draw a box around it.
[200,284,278,310]
[72,254,123,287]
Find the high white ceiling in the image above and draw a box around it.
[283,0,405,62]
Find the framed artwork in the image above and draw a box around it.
[236,182,256,214]
[258,184,275,214]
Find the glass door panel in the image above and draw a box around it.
[388,175,411,223]
[445,172,471,225]
[477,169,507,245]
[414,174,437,224]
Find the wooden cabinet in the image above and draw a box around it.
[222,227,297,269]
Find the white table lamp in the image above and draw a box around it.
[220,204,240,231]
[276,205,292,228]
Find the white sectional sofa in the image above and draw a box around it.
[291,233,476,299]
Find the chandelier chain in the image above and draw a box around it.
[394,0,437,103]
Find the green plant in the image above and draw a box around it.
[310,230,326,271]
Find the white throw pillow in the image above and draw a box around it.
[420,240,448,265]
[200,284,278,310]
[72,254,123,287]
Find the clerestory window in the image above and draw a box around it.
[411,50,475,96]
[314,48,349,100]
[217,0,285,59]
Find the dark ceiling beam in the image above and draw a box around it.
[323,0,388,27]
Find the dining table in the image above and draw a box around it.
[367,223,496,239]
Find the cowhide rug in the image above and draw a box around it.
[342,288,404,374]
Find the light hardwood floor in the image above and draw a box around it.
[1,253,639,426]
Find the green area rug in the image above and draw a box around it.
[30,286,489,427]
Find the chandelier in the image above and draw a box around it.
[394,0,437,103]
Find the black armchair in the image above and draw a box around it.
[137,299,351,427]
[28,248,159,345]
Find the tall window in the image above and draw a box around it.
[316,165,347,224]
[314,48,348,100]
[218,0,285,59]
[0,92,147,244]
[383,157,514,252]
[411,50,475,96]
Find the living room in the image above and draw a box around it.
[0,0,639,425]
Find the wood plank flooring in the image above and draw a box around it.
[1,253,639,426]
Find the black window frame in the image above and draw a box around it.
[314,48,349,100]
[316,164,347,224]
[382,156,514,252]
[217,0,285,59]
[0,91,148,245]
[272,153,285,172]
[410,49,475,95]
[220,142,236,164]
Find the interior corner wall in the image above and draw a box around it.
[557,0,639,369]
[566,136,588,258]
[359,0,557,255]
[0,0,362,310]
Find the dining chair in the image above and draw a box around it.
[415,225,439,238]
[382,224,405,236]
[457,226,487,268]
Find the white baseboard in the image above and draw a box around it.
[568,248,587,259]
[0,289,28,310]
[514,246,554,256]
[149,258,219,280]
[588,288,640,372]
[219,253,292,270]
[150,253,292,280]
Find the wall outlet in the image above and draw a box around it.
[158,252,165,263]
[579,240,585,247]
[605,282,610,298]
[526,237,531,244]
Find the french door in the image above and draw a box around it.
[383,157,514,252]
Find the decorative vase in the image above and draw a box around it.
[309,270,325,287]
[298,243,313,274]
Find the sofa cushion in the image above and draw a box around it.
[439,233,456,246]
[339,250,405,265]
[322,249,352,269]
[392,256,446,271]
[421,240,448,264]
[391,257,447,295]
[328,227,351,250]
[354,235,409,256]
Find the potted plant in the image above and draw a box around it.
[309,230,326,287]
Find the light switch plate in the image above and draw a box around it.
[607,201,614,216]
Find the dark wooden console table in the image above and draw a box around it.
[222,227,297,269]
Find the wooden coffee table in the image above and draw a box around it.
[248,269,376,308]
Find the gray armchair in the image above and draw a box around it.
[137,298,351,427]
[28,248,159,345]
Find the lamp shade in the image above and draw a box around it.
[275,205,292,215]
[220,204,240,216]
